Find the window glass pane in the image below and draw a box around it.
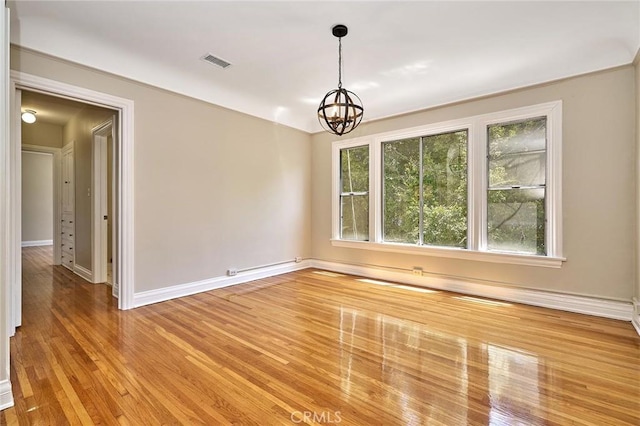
[488,117,546,255]
[488,188,545,255]
[341,195,369,240]
[383,138,420,243]
[489,117,546,187]
[340,146,368,241]
[422,130,468,248]
[340,146,368,193]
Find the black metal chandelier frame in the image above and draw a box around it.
[317,24,364,136]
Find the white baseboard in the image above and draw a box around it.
[133,260,311,308]
[74,264,93,282]
[310,260,633,321]
[130,257,634,324]
[0,379,14,410]
[21,239,53,247]
[632,298,640,336]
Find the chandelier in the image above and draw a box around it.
[317,25,364,136]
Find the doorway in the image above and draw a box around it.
[9,71,135,334]
[20,90,116,283]
[21,150,55,251]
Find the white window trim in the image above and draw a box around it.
[331,101,564,268]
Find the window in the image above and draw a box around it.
[332,101,563,267]
[487,117,546,255]
[382,130,468,248]
[339,145,369,241]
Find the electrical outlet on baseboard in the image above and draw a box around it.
[412,267,423,276]
[295,256,302,263]
[227,268,237,276]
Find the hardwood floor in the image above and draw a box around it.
[1,246,639,425]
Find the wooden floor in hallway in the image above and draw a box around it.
[1,245,639,425]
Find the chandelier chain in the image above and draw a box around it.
[338,37,342,89]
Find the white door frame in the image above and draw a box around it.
[9,71,135,323]
[9,87,21,329]
[22,144,62,265]
[1,4,15,410]
[91,119,111,284]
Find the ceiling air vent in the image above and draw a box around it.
[201,53,232,69]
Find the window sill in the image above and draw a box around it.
[330,239,565,268]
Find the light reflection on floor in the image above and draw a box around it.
[337,305,543,425]
[357,278,439,293]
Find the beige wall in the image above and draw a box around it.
[11,46,312,293]
[21,120,62,148]
[10,46,635,302]
[21,151,53,243]
[62,105,114,271]
[311,66,636,301]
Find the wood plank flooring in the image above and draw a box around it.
[1,246,639,425]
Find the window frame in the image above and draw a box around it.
[331,101,564,268]
[486,116,548,255]
[338,145,370,241]
[380,127,470,248]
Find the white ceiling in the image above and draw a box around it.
[8,1,640,134]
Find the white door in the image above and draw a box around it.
[61,143,75,270]
[92,120,111,284]
[107,118,118,297]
